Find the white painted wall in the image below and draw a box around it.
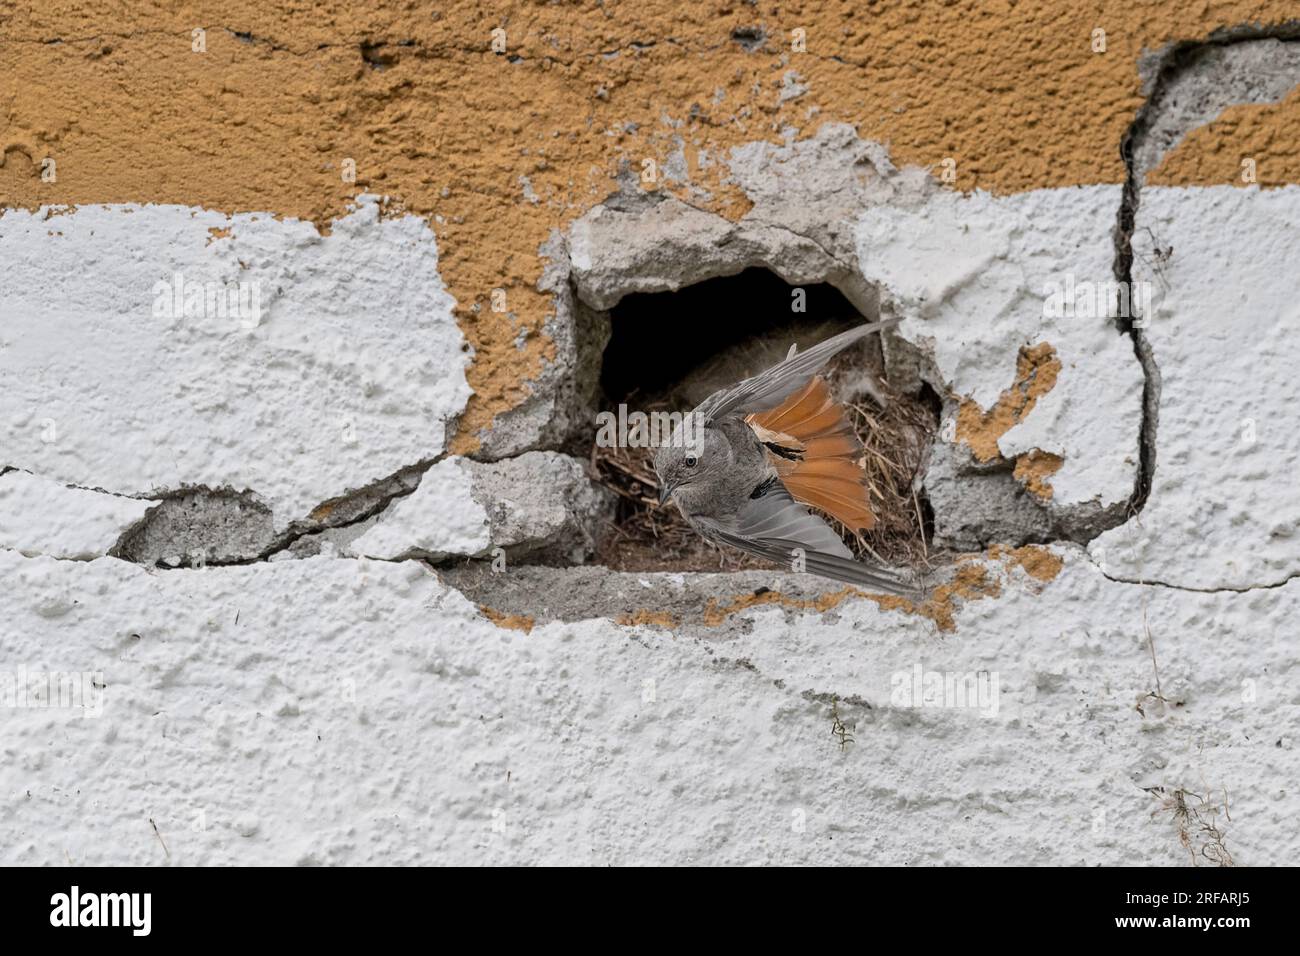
[1092,186,1300,589]
[1,548,1295,865]
[0,196,470,528]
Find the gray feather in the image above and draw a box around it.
[694,318,900,422]
[696,485,921,599]
[720,483,853,558]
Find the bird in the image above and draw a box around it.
[653,319,922,598]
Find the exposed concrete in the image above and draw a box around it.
[440,563,862,640]
[1097,28,1300,589]
[1134,34,1300,182]
[727,125,936,273]
[468,452,614,564]
[275,517,383,562]
[569,127,933,320]
[471,232,611,459]
[570,190,853,312]
[923,439,1056,551]
[1116,28,1300,526]
[9,3,1300,458]
[566,127,1144,549]
[109,461,432,568]
[4,57,1299,865]
[110,488,276,568]
[347,453,614,564]
[854,183,1144,541]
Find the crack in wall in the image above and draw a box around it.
[11,36,1299,585]
[1098,568,1300,593]
[0,465,150,504]
[1113,22,1300,519]
[110,458,438,569]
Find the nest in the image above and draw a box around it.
[590,379,938,574]
[839,382,937,569]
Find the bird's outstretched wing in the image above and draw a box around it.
[696,480,921,598]
[694,318,899,423]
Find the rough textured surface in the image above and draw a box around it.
[346,458,488,562]
[5,2,1300,446]
[0,198,470,529]
[855,185,1145,539]
[472,238,610,458]
[2,547,1296,865]
[1145,36,1300,185]
[5,5,1300,867]
[1151,85,1300,186]
[1091,186,1300,590]
[568,131,1144,546]
[111,489,277,568]
[348,453,613,564]
[922,445,1056,551]
[0,470,152,560]
[864,190,1140,501]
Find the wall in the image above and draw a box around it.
[2,2,1298,865]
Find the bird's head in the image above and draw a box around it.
[653,415,728,507]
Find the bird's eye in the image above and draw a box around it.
[684,455,698,468]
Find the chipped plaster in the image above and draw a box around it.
[4,4,1300,867]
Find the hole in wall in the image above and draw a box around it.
[600,268,861,407]
[589,267,939,574]
[360,41,401,69]
[730,26,767,52]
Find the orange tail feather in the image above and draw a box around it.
[747,376,876,531]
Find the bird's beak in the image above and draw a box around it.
[657,482,675,506]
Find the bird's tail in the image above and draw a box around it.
[746,376,875,531]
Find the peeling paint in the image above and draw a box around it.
[956,343,1061,464]
[0,199,470,528]
[701,587,861,627]
[988,543,1066,583]
[479,605,535,634]
[615,609,677,628]
[5,5,1300,868]
[687,545,1061,635]
[6,4,1299,445]
[1013,450,1065,500]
